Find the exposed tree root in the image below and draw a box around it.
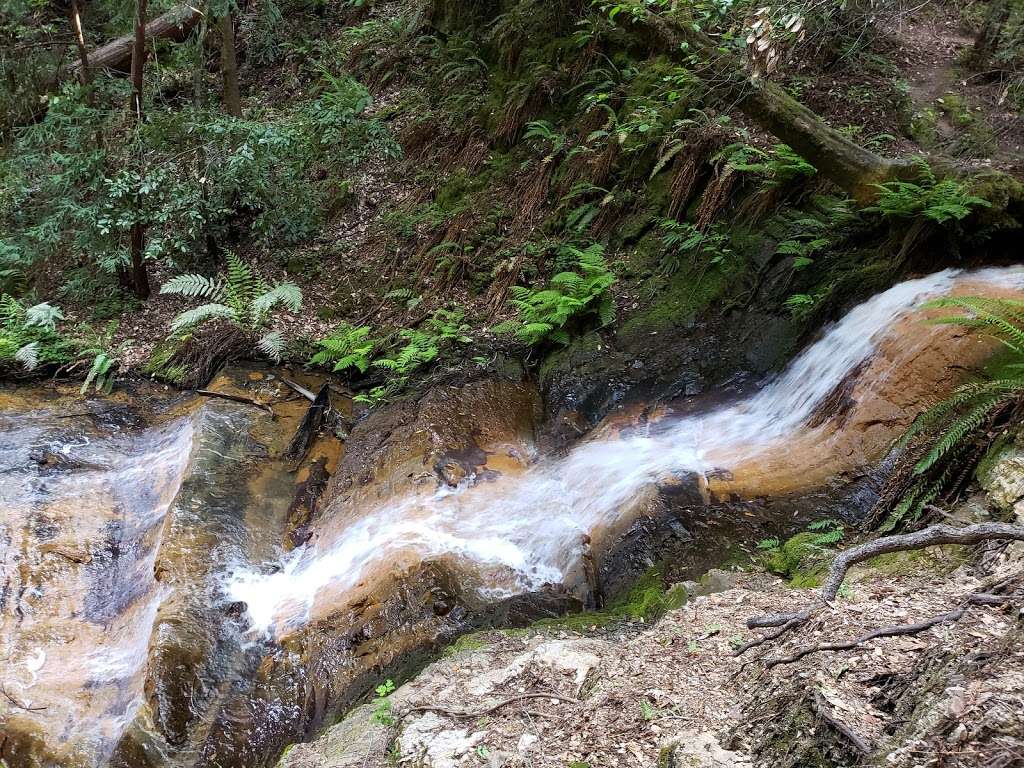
[399,692,579,721]
[812,689,873,755]
[766,592,1012,668]
[735,523,1024,657]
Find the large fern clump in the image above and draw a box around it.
[160,252,302,362]
[865,162,991,225]
[493,243,616,346]
[0,294,73,371]
[875,296,1024,531]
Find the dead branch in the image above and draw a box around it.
[195,389,274,415]
[65,3,202,79]
[285,383,330,462]
[736,523,1024,654]
[812,690,873,755]
[766,593,1012,668]
[399,692,579,720]
[0,685,47,712]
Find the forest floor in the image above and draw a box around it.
[281,538,1024,768]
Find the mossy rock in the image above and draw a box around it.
[763,532,831,588]
[530,567,686,632]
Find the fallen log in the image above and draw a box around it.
[66,3,202,79]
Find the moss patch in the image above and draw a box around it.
[763,532,832,588]
[531,567,687,632]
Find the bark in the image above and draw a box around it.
[218,10,242,117]
[638,10,920,203]
[129,0,151,301]
[66,3,202,79]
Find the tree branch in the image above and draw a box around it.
[735,523,1024,655]
[634,9,921,202]
[765,592,1012,668]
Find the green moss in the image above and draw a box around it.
[442,632,490,657]
[531,567,686,632]
[617,250,740,339]
[865,545,971,577]
[763,532,830,588]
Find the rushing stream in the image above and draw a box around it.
[226,266,1024,635]
[2,265,1023,767]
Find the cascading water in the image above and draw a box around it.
[227,266,1024,636]
[0,409,194,765]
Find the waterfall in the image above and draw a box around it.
[0,414,194,762]
[226,267,1024,635]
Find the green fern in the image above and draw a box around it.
[495,243,615,347]
[865,164,990,225]
[309,324,376,373]
[161,252,302,361]
[0,293,75,371]
[877,296,1024,530]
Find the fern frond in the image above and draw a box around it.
[169,303,236,332]
[252,282,303,319]
[15,341,39,370]
[160,273,224,301]
[24,302,64,331]
[256,330,287,362]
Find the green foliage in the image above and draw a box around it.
[310,324,376,373]
[371,679,396,726]
[657,220,733,274]
[0,294,74,371]
[493,244,615,346]
[719,142,816,188]
[881,296,1024,530]
[760,521,844,587]
[311,308,472,406]
[865,164,991,225]
[160,252,302,362]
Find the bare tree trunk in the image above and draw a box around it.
[218,9,242,117]
[638,10,920,203]
[69,0,92,87]
[129,0,151,300]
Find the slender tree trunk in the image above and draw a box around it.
[129,0,151,300]
[218,9,242,117]
[69,0,92,87]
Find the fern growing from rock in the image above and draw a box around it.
[877,296,1024,530]
[160,252,302,362]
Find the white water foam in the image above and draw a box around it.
[227,266,1024,635]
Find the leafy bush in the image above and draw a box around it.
[877,296,1024,530]
[160,252,302,362]
[493,244,616,346]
